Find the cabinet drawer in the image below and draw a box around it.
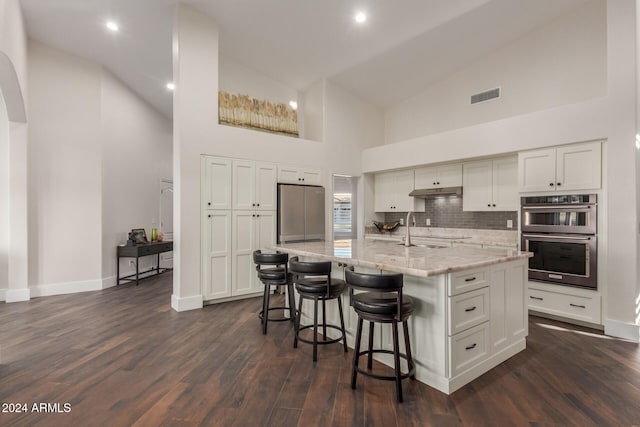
[528,287,601,324]
[449,269,487,296]
[448,323,489,377]
[448,287,490,335]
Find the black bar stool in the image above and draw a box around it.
[253,250,295,335]
[289,256,348,362]
[345,269,416,403]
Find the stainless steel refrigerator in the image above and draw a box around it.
[277,184,325,243]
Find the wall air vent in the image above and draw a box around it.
[470,87,500,104]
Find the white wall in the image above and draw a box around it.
[172,5,384,309]
[385,0,606,144]
[101,71,172,285]
[28,40,102,290]
[0,90,8,295]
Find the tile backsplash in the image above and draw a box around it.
[384,196,517,230]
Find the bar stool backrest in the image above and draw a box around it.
[345,269,404,320]
[289,256,332,296]
[253,250,288,266]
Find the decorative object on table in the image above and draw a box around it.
[218,91,299,137]
[157,231,164,242]
[150,227,158,242]
[130,228,148,245]
[373,221,400,234]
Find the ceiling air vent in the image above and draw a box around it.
[470,87,500,104]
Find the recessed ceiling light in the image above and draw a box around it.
[289,101,298,110]
[106,21,119,32]
[355,12,367,23]
[166,82,175,91]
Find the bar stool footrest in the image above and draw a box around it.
[354,349,416,381]
[259,306,294,322]
[296,324,345,345]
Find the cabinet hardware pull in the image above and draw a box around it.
[465,306,477,312]
[557,182,562,186]
[257,203,260,206]
[487,204,491,207]
[569,303,586,309]
[252,203,255,206]
[252,214,255,217]
[207,202,211,206]
[492,204,496,207]
[464,277,476,282]
[465,343,477,350]
[549,183,554,186]
[208,214,211,218]
[256,214,260,217]
[530,296,543,301]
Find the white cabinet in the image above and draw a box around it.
[374,169,425,212]
[528,282,601,325]
[232,160,277,211]
[463,157,518,211]
[277,165,322,186]
[202,155,277,302]
[414,164,462,188]
[518,141,601,192]
[202,157,232,210]
[232,210,276,295]
[202,211,232,300]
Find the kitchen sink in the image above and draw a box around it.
[397,243,447,249]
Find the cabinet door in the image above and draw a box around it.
[232,211,257,296]
[374,171,395,212]
[203,211,232,300]
[490,262,527,354]
[491,157,518,211]
[462,160,493,211]
[301,169,322,186]
[232,160,256,210]
[394,169,419,211]
[556,142,601,191]
[255,162,277,210]
[277,165,301,184]
[436,164,463,187]
[414,166,438,189]
[203,156,232,210]
[254,211,277,291]
[518,148,556,192]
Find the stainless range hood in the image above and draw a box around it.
[409,186,463,197]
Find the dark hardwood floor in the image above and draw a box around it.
[1,273,639,426]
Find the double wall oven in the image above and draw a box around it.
[520,194,597,290]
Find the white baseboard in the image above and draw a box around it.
[30,279,102,298]
[0,288,6,302]
[5,288,31,302]
[171,294,203,312]
[604,319,640,342]
[102,275,118,289]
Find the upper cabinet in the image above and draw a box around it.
[463,157,518,212]
[278,165,322,186]
[374,170,425,212]
[202,157,232,210]
[518,141,601,193]
[232,160,277,211]
[414,164,462,189]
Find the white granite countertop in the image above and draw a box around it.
[275,238,531,278]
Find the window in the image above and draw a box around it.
[333,175,357,239]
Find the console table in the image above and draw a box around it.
[117,241,173,285]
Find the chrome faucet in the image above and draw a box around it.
[405,211,415,247]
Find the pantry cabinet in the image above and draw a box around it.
[232,210,276,295]
[232,160,277,210]
[374,169,425,212]
[202,157,232,210]
[202,210,232,299]
[518,141,601,193]
[414,164,462,189]
[463,157,518,211]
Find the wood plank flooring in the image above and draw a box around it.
[1,273,639,426]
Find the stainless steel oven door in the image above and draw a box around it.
[521,205,596,234]
[521,233,597,289]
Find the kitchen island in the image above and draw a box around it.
[275,238,532,394]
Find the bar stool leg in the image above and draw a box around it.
[337,297,347,352]
[294,293,304,348]
[367,321,375,370]
[392,320,403,403]
[403,320,415,379]
[322,299,327,341]
[313,297,319,362]
[351,317,364,389]
[287,282,296,323]
[263,284,271,335]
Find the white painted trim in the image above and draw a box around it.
[0,288,6,302]
[5,287,30,302]
[604,319,640,342]
[171,294,203,312]
[30,279,102,298]
[102,276,118,290]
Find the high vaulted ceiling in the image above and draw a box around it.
[20,0,591,119]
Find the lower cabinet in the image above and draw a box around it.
[527,282,601,325]
[202,210,276,301]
